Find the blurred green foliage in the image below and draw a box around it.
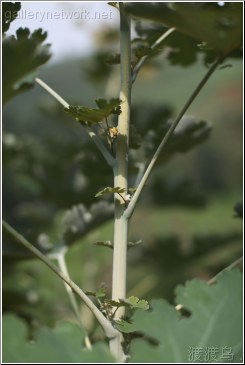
[2,2,243,362]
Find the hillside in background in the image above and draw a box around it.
[3,53,243,194]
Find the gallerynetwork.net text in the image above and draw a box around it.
[4,9,113,22]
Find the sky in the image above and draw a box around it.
[7,1,119,63]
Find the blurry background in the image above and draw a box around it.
[2,2,243,338]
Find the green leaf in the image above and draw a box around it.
[128,240,142,249]
[86,283,107,299]
[95,186,126,198]
[122,270,242,362]
[93,240,113,249]
[2,27,51,104]
[104,299,127,308]
[65,98,121,125]
[126,3,242,57]
[107,296,149,311]
[2,315,114,363]
[96,283,107,298]
[127,296,149,310]
[2,2,21,33]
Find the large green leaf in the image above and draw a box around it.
[126,3,242,57]
[119,270,242,363]
[2,2,21,33]
[2,27,51,104]
[2,315,114,363]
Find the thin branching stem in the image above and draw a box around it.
[35,78,115,168]
[208,256,243,285]
[54,250,92,349]
[131,27,175,84]
[2,220,119,342]
[124,57,222,220]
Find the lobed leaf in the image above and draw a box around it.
[65,98,121,125]
[2,27,51,104]
[126,3,243,57]
[86,283,107,299]
[2,315,114,363]
[119,270,242,363]
[95,186,126,198]
[127,296,149,310]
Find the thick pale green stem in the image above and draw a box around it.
[112,1,131,315]
[110,3,131,362]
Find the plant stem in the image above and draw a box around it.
[110,3,131,362]
[2,220,119,342]
[112,1,131,313]
[35,78,115,168]
[124,57,221,220]
[35,77,70,108]
[55,250,92,349]
[105,117,113,147]
[208,256,243,285]
[132,27,175,84]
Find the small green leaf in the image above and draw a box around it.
[86,284,107,298]
[95,186,126,198]
[104,299,127,308]
[96,283,107,298]
[93,240,113,249]
[128,240,143,249]
[108,296,149,311]
[95,98,121,115]
[127,296,149,310]
[65,98,121,125]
